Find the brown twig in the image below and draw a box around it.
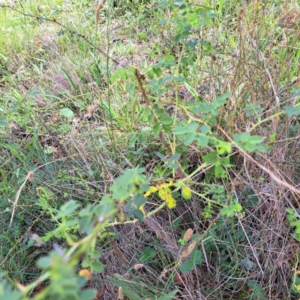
[134,68,150,106]
[217,125,300,197]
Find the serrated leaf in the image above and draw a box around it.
[284,105,300,116]
[140,247,156,263]
[59,200,80,216]
[191,249,203,265]
[201,125,211,134]
[217,141,232,154]
[248,135,263,144]
[290,220,300,227]
[184,132,197,145]
[173,122,198,135]
[214,164,225,178]
[212,92,230,107]
[179,259,195,272]
[79,216,94,233]
[133,195,147,207]
[197,135,209,147]
[59,108,74,119]
[286,208,294,214]
[131,208,145,221]
[203,151,218,164]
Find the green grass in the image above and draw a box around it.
[0,0,300,299]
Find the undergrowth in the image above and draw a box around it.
[0,0,300,299]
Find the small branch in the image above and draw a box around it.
[134,68,150,106]
[218,125,300,197]
[0,4,119,65]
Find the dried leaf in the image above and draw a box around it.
[28,171,34,183]
[174,273,185,287]
[95,289,104,299]
[183,228,193,242]
[78,269,92,280]
[118,286,124,300]
[134,264,144,270]
[181,241,196,258]
[29,233,46,247]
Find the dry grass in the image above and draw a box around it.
[0,0,300,299]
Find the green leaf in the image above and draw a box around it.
[284,105,300,116]
[180,249,202,272]
[91,261,104,272]
[293,88,300,97]
[133,195,147,207]
[59,200,80,216]
[203,151,218,164]
[290,220,300,227]
[157,290,178,300]
[184,132,197,145]
[248,135,263,144]
[217,141,232,154]
[140,247,156,263]
[37,257,52,269]
[214,164,225,178]
[220,201,243,218]
[91,250,101,259]
[159,115,173,125]
[183,81,201,101]
[59,108,74,120]
[201,125,211,134]
[0,282,22,300]
[240,258,254,270]
[160,19,168,25]
[111,168,146,201]
[233,202,243,212]
[191,249,203,265]
[246,195,259,207]
[173,122,198,134]
[179,259,195,272]
[166,153,181,169]
[234,132,250,142]
[111,67,135,82]
[233,133,265,153]
[212,92,230,107]
[153,122,161,135]
[247,280,266,300]
[64,219,78,227]
[155,55,176,69]
[79,289,97,300]
[220,206,235,218]
[197,135,209,147]
[0,118,7,127]
[131,208,145,221]
[79,216,93,234]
